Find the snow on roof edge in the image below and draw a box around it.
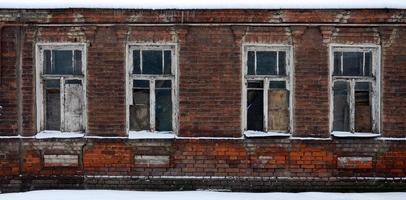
[0,0,405,10]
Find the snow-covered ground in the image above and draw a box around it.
[0,190,405,200]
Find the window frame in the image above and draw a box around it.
[35,43,87,133]
[329,44,381,135]
[125,43,179,134]
[241,44,294,136]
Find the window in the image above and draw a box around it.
[243,45,292,134]
[127,44,177,133]
[330,45,380,134]
[36,43,86,133]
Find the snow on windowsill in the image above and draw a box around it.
[35,130,84,139]
[128,131,176,139]
[331,131,380,138]
[244,130,291,138]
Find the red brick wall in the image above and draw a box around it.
[0,9,405,192]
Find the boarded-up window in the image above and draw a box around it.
[245,46,291,133]
[129,45,175,132]
[39,45,85,133]
[331,46,378,134]
[268,81,289,132]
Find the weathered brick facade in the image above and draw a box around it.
[0,9,406,192]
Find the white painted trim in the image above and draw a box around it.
[241,44,293,136]
[126,43,179,134]
[328,44,381,135]
[35,43,87,133]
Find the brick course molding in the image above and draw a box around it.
[0,9,406,192]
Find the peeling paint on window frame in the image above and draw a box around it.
[125,43,179,134]
[241,44,294,136]
[35,43,87,134]
[329,44,381,135]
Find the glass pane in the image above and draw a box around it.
[156,80,171,89]
[247,80,263,89]
[247,51,255,75]
[268,88,289,131]
[130,81,150,130]
[333,81,350,131]
[364,52,372,76]
[343,52,363,76]
[133,80,149,88]
[269,81,286,89]
[247,89,264,131]
[133,50,141,74]
[256,51,277,75]
[44,50,52,74]
[44,80,60,130]
[73,50,82,75]
[52,50,73,75]
[142,50,163,74]
[278,51,286,76]
[63,79,84,132]
[164,50,172,74]
[333,52,342,76]
[355,82,372,132]
[155,88,172,131]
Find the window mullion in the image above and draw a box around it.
[263,78,270,132]
[60,77,65,132]
[150,79,156,132]
[276,51,279,75]
[254,51,257,75]
[349,79,355,133]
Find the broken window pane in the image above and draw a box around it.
[73,50,82,75]
[247,80,264,131]
[268,87,289,132]
[44,80,61,130]
[63,80,84,132]
[343,52,363,76]
[278,51,286,76]
[164,50,172,74]
[256,51,277,75]
[44,50,52,74]
[333,52,342,76]
[247,51,255,75]
[333,81,350,131]
[142,50,163,74]
[52,50,74,75]
[130,80,150,130]
[156,80,172,131]
[133,50,141,74]
[355,82,372,132]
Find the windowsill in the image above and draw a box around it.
[331,131,380,138]
[128,130,176,139]
[244,130,291,138]
[35,130,84,139]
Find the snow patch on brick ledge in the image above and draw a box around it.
[244,130,291,138]
[129,131,175,139]
[35,131,84,139]
[331,131,380,138]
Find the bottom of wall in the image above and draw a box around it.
[2,175,406,193]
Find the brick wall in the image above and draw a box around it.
[0,9,406,192]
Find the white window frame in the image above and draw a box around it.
[35,43,87,133]
[241,44,294,136]
[125,43,179,134]
[329,44,381,135]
